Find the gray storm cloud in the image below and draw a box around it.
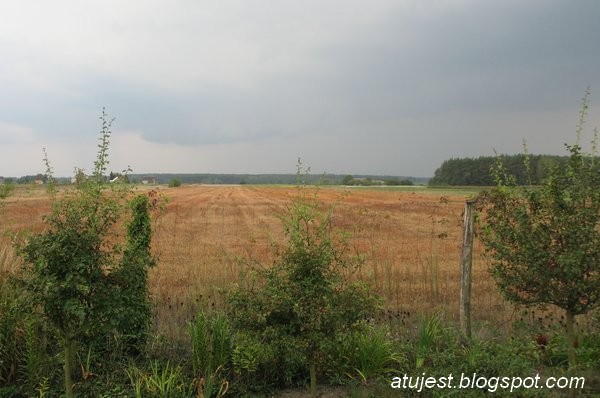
[1,0,599,176]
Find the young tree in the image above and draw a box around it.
[479,90,600,368]
[17,110,155,397]
[228,171,379,397]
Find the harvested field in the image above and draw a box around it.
[0,184,512,343]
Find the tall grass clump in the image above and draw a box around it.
[125,361,191,398]
[189,310,231,397]
[415,312,446,369]
[330,324,405,386]
[0,241,51,397]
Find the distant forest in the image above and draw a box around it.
[14,153,597,187]
[428,154,572,186]
[2,173,429,186]
[126,173,428,186]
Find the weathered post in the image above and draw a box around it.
[460,199,477,340]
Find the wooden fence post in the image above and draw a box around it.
[460,199,477,340]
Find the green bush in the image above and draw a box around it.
[479,90,600,368]
[169,178,182,187]
[16,110,156,397]
[0,180,14,200]
[228,168,380,397]
[229,325,308,394]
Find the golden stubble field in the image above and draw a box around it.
[0,184,512,342]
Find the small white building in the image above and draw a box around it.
[141,177,157,185]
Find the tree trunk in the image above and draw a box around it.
[64,336,74,398]
[309,356,317,398]
[565,309,577,369]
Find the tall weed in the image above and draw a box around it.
[146,361,183,397]
[416,312,445,369]
[127,360,190,398]
[334,325,405,385]
[189,310,231,397]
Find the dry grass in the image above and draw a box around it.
[0,242,21,285]
[147,185,511,342]
[0,188,49,285]
[0,184,513,342]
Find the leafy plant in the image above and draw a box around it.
[340,325,403,384]
[479,89,600,368]
[145,361,184,397]
[0,291,24,385]
[169,178,182,188]
[126,360,190,398]
[189,310,231,397]
[229,330,293,395]
[21,316,50,392]
[16,109,155,397]
[230,332,262,376]
[111,193,156,356]
[228,162,380,397]
[125,364,145,398]
[416,312,444,369]
[126,361,184,398]
[35,377,50,398]
[0,179,15,200]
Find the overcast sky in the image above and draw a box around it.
[1,0,599,178]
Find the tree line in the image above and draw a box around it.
[428,154,575,186]
[1,173,426,186]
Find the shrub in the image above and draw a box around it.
[169,178,182,188]
[0,180,14,200]
[479,89,600,368]
[228,167,380,397]
[16,110,156,397]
